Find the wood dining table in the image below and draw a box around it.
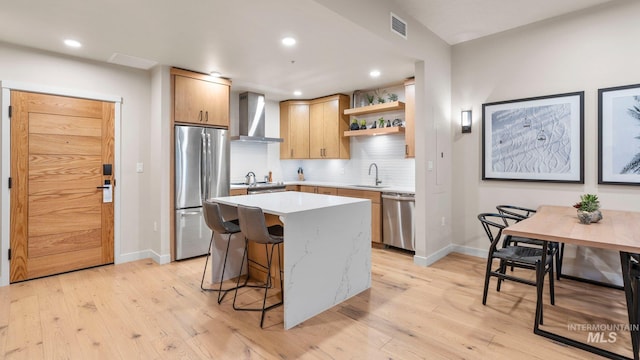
[503,205,640,360]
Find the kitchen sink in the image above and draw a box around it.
[350,184,388,189]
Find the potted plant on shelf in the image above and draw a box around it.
[350,118,360,130]
[387,93,398,102]
[573,194,603,224]
[359,119,367,130]
[366,94,375,106]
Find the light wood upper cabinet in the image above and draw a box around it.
[309,95,350,159]
[404,79,415,158]
[282,94,349,160]
[280,101,310,159]
[171,68,231,127]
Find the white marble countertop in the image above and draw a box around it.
[230,181,414,194]
[211,191,369,216]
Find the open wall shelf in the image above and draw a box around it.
[343,101,405,116]
[344,126,405,137]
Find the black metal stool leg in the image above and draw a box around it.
[200,235,215,291]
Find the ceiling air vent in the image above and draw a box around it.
[390,13,407,39]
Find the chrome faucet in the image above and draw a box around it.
[245,171,256,186]
[368,163,381,186]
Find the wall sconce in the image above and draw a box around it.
[461,110,472,133]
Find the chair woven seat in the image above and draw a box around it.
[494,245,545,264]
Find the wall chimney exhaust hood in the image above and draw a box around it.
[231,91,283,143]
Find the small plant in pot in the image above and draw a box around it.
[359,119,367,130]
[573,194,602,224]
[350,118,360,131]
[366,94,375,106]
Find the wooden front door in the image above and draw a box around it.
[10,91,115,282]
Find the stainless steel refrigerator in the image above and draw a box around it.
[175,125,229,260]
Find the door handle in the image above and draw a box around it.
[96,186,109,189]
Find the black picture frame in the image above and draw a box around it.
[482,92,584,183]
[598,83,640,185]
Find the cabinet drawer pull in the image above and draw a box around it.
[198,110,203,122]
[205,111,208,122]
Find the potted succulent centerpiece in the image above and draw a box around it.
[573,194,603,225]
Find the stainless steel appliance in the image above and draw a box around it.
[246,183,286,194]
[382,192,415,251]
[230,92,283,143]
[175,125,229,260]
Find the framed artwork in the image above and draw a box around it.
[598,83,640,185]
[482,92,584,183]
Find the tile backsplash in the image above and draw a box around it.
[231,133,415,189]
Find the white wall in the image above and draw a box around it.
[451,0,640,284]
[0,42,154,266]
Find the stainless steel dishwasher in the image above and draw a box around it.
[382,192,415,251]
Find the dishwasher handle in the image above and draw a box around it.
[382,194,415,201]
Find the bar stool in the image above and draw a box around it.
[201,201,246,304]
[233,204,284,328]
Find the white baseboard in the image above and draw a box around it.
[450,245,487,259]
[413,244,453,266]
[413,244,487,267]
[116,250,171,265]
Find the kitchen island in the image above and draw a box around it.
[212,191,372,329]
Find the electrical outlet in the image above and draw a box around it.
[136,162,144,173]
[441,217,445,226]
[153,221,158,232]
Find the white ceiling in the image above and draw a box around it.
[0,0,612,101]
[398,0,611,45]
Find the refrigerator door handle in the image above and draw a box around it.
[200,131,207,202]
[205,133,212,199]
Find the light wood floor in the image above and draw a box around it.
[0,248,632,359]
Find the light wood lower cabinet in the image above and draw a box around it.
[336,188,381,243]
[230,188,247,196]
[299,185,337,195]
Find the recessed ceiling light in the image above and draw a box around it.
[293,90,302,96]
[369,70,381,78]
[64,39,82,48]
[281,37,296,46]
[209,71,221,77]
